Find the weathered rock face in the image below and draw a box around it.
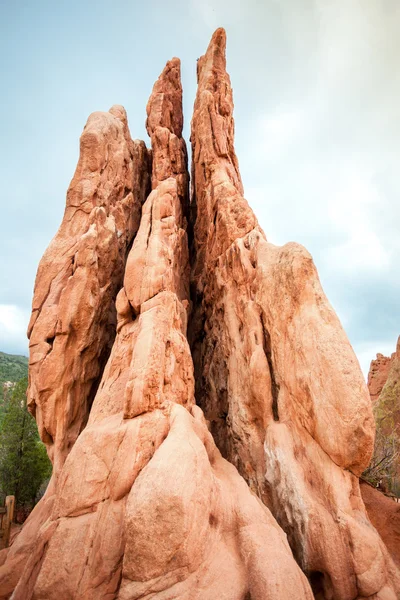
[0,54,314,600]
[189,28,400,599]
[364,337,400,496]
[368,351,395,403]
[368,338,400,421]
[27,106,151,473]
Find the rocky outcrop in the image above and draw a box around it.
[369,338,400,430]
[0,107,151,597]
[368,351,395,403]
[27,106,151,474]
[375,337,400,443]
[189,28,400,599]
[0,55,313,600]
[1,27,399,600]
[363,337,400,498]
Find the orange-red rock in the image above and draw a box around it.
[376,338,400,449]
[27,106,151,474]
[368,351,395,403]
[189,28,400,599]
[0,53,313,600]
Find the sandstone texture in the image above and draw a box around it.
[27,106,151,474]
[0,28,399,600]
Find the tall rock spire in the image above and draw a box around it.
[190,29,256,286]
[368,345,397,403]
[192,28,243,196]
[146,57,189,206]
[189,28,400,599]
[0,52,313,600]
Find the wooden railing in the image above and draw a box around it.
[0,496,15,549]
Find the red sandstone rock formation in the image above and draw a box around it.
[368,351,395,403]
[1,28,400,600]
[376,338,400,450]
[27,106,151,474]
[189,29,400,599]
[0,54,313,600]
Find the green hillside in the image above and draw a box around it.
[0,352,28,386]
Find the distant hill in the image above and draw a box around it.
[0,351,28,386]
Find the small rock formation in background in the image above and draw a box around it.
[360,480,400,569]
[368,350,396,403]
[0,27,399,600]
[362,337,400,567]
[365,337,400,492]
[374,339,400,467]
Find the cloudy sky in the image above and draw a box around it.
[1,0,399,376]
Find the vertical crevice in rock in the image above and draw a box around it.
[260,318,280,422]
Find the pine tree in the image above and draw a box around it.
[0,377,52,510]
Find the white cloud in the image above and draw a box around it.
[325,173,391,271]
[258,111,305,160]
[0,304,29,356]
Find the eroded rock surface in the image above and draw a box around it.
[27,106,151,473]
[375,338,400,448]
[0,54,313,600]
[189,28,400,599]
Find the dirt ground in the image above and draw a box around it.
[360,480,400,567]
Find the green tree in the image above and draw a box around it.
[0,351,28,386]
[0,377,52,510]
